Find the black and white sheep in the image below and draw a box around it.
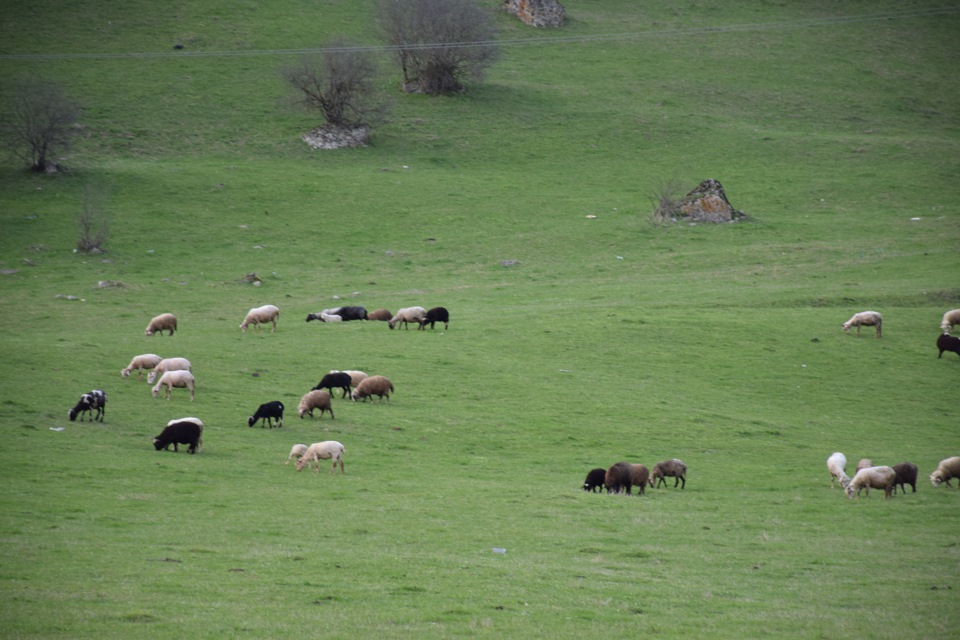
[297,390,334,419]
[240,304,280,332]
[248,401,284,428]
[296,441,346,474]
[630,463,650,496]
[350,375,394,402]
[650,459,687,489]
[145,313,178,336]
[146,357,192,384]
[937,333,960,359]
[313,371,353,399]
[940,309,960,334]
[306,306,368,322]
[845,465,896,498]
[930,456,960,488]
[842,311,882,338]
[121,353,162,380]
[367,308,393,321]
[331,370,368,389]
[68,389,107,422]
[826,452,849,489]
[418,306,450,330]
[153,417,203,454]
[892,461,918,494]
[388,306,427,330]
[604,461,634,494]
[582,468,606,493]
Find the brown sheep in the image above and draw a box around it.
[630,464,650,496]
[367,308,393,321]
[604,462,633,494]
[650,459,687,489]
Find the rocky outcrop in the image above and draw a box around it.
[503,0,565,28]
[302,125,369,150]
[656,179,747,223]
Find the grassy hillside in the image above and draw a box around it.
[1,1,959,638]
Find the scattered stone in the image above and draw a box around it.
[97,280,125,288]
[503,0,565,27]
[303,125,369,150]
[240,273,262,286]
[0,268,18,275]
[500,259,521,267]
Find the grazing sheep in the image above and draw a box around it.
[929,456,960,488]
[306,306,368,322]
[826,452,849,489]
[892,462,918,494]
[68,389,107,422]
[297,390,334,419]
[937,333,960,359]
[145,313,177,336]
[582,468,606,493]
[121,353,163,380]
[604,461,634,494]
[842,311,882,338]
[418,306,450,330]
[153,417,203,454]
[151,370,196,401]
[845,465,896,498]
[650,459,687,489]
[940,309,960,334]
[350,375,394,402]
[368,308,393,321]
[247,401,284,428]
[855,458,873,474]
[313,371,353,399]
[388,306,427,330]
[331,370,369,389]
[286,443,309,465]
[296,441,346,474]
[146,357,192,384]
[630,464,650,496]
[240,304,280,332]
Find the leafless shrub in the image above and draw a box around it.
[650,178,685,223]
[76,185,110,254]
[2,78,82,173]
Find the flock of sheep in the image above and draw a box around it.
[826,452,960,498]
[583,459,687,495]
[842,308,960,361]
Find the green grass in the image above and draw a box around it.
[1,1,959,638]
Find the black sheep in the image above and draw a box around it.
[418,306,450,330]
[937,333,960,359]
[68,389,107,422]
[247,401,284,428]
[305,306,368,322]
[582,468,606,493]
[604,462,634,494]
[313,372,352,398]
[892,461,918,494]
[153,419,202,454]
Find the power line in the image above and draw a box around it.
[1,6,956,61]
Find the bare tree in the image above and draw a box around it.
[2,78,82,172]
[281,38,386,129]
[378,0,499,95]
[76,184,110,254]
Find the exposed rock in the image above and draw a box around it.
[503,0,565,27]
[657,179,748,223]
[303,125,369,150]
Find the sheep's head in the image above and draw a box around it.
[295,458,306,472]
[844,485,856,499]
[153,438,164,450]
[930,472,943,488]
[151,386,159,398]
[841,323,852,332]
[839,475,851,490]
[247,415,256,428]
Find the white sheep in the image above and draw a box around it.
[845,465,896,498]
[940,309,960,334]
[295,441,345,474]
[929,456,960,488]
[146,357,192,384]
[145,313,178,336]
[240,304,280,332]
[297,390,334,419]
[121,353,162,380]
[152,370,196,401]
[388,306,427,330]
[285,443,308,465]
[320,312,342,322]
[351,375,394,402]
[855,458,873,474]
[842,311,882,338]
[330,369,369,389]
[826,452,849,489]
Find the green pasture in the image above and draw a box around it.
[1,1,958,638]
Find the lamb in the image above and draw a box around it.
[388,306,427,330]
[121,353,163,380]
[855,458,873,474]
[842,311,882,338]
[68,389,107,422]
[350,375,394,402]
[845,465,896,498]
[892,461,918,494]
[367,308,393,321]
[418,306,450,330]
[146,357,192,384]
[604,461,634,494]
[940,309,960,334]
[313,371,353,399]
[826,452,849,488]
[145,313,177,336]
[286,443,309,465]
[650,459,687,489]
[248,401,284,428]
[240,304,280,332]
[153,417,203,454]
[582,468,606,492]
[297,390,334,419]
[630,464,650,496]
[151,370,196,401]
[295,440,346,474]
[306,306,368,322]
[937,333,960,359]
[929,456,960,488]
